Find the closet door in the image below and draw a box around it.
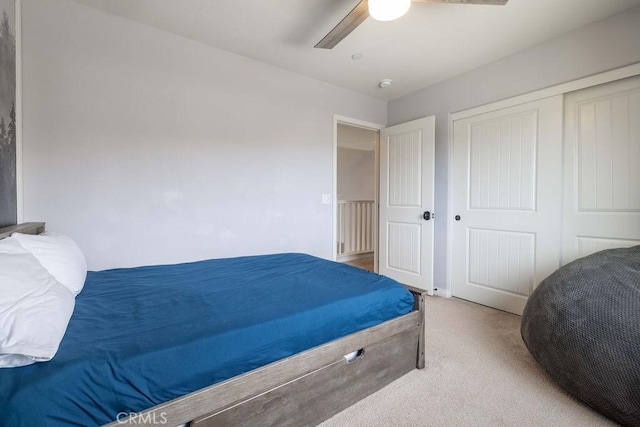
[563,75,640,263]
[451,96,563,315]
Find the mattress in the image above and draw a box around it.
[0,253,413,426]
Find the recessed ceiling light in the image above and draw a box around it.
[351,53,364,60]
[379,79,392,88]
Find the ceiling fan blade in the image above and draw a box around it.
[315,0,370,49]
[412,0,508,4]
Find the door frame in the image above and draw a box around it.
[333,115,384,269]
[446,62,640,295]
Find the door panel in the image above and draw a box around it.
[388,130,422,207]
[452,96,563,314]
[387,222,421,274]
[379,117,434,292]
[577,237,640,258]
[563,75,640,264]
[468,111,537,211]
[468,228,535,296]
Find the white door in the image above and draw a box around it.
[451,96,563,315]
[563,75,640,263]
[379,117,435,293]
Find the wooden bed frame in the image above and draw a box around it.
[2,222,426,427]
[0,222,46,239]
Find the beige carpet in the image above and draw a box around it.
[320,296,616,427]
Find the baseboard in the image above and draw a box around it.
[433,288,452,298]
[337,253,374,263]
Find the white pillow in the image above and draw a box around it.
[0,237,75,368]
[12,232,87,296]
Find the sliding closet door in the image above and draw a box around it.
[563,75,640,263]
[451,96,563,315]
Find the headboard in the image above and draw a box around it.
[0,222,45,240]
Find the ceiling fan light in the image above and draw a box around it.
[368,0,411,22]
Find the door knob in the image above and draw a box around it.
[455,215,461,221]
[423,211,431,221]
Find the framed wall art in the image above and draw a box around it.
[0,0,16,227]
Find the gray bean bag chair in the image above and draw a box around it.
[521,246,640,426]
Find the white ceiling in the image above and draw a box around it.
[71,0,640,101]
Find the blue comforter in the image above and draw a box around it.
[0,253,413,426]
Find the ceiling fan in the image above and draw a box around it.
[315,0,509,49]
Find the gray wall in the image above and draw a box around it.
[389,6,640,291]
[20,0,640,281]
[337,124,377,201]
[21,0,386,270]
[337,147,375,201]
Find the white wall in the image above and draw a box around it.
[20,0,386,270]
[337,123,376,201]
[337,147,375,201]
[388,6,640,291]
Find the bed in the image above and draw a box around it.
[0,222,427,427]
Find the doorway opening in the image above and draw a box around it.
[334,117,382,272]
